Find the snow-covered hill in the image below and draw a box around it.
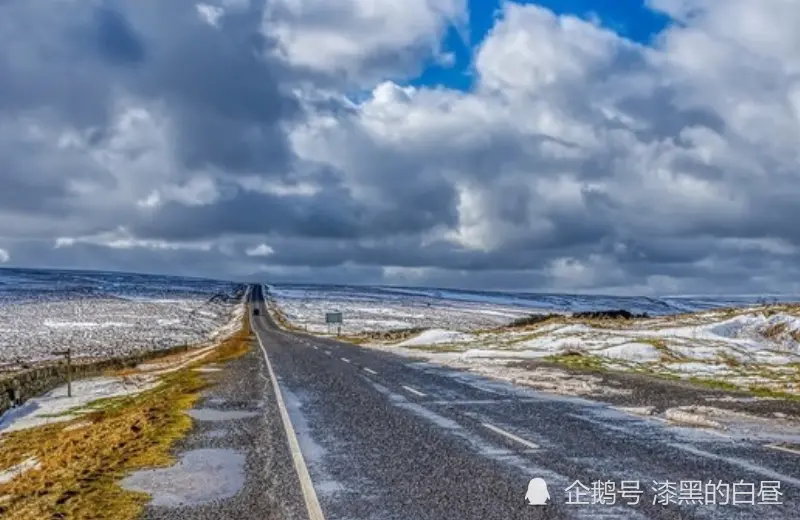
[0,268,244,370]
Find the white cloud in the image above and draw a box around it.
[196,3,224,27]
[245,243,275,257]
[55,228,214,252]
[0,248,9,263]
[137,176,221,209]
[264,0,466,84]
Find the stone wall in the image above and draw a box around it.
[0,344,192,416]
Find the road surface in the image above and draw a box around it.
[145,285,799,520]
[249,284,799,520]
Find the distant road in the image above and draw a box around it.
[249,285,797,520]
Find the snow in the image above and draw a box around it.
[663,362,735,375]
[0,375,158,433]
[596,343,663,362]
[395,329,475,346]
[268,284,534,333]
[0,457,41,484]
[0,269,244,369]
[268,284,800,395]
[462,349,552,360]
[664,409,723,429]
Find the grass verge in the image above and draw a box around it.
[0,314,252,519]
[544,352,607,371]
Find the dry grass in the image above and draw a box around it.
[637,338,685,362]
[267,303,303,332]
[0,313,251,519]
[762,322,789,340]
[204,314,252,364]
[717,351,743,368]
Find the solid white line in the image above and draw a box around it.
[340,357,351,363]
[363,368,378,375]
[766,444,800,456]
[252,319,326,520]
[482,423,540,450]
[401,385,427,397]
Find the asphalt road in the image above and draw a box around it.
[149,285,799,520]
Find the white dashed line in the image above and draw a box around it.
[401,385,427,397]
[312,346,318,350]
[363,368,378,375]
[482,423,540,450]
[324,351,332,356]
[766,444,800,456]
[340,357,351,363]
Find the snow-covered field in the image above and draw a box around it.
[268,284,800,395]
[269,284,541,333]
[0,268,244,370]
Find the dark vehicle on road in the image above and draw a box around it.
[253,308,260,316]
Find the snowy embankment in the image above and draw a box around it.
[269,284,800,395]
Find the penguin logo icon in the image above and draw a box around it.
[525,478,550,505]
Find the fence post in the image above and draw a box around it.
[66,349,72,398]
[51,349,73,398]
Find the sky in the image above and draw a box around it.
[1,0,800,295]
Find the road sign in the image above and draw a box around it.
[325,312,343,335]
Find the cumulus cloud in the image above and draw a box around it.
[0,249,9,264]
[264,0,466,85]
[1,0,799,294]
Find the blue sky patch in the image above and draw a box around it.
[409,0,671,91]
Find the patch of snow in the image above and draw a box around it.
[0,375,157,433]
[596,342,663,362]
[665,408,724,429]
[613,406,655,417]
[461,349,551,360]
[0,457,40,484]
[662,362,733,375]
[395,329,476,346]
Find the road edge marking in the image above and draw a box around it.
[252,315,326,520]
[482,422,540,450]
[401,385,427,397]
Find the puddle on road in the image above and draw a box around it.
[121,448,245,507]
[188,409,259,421]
